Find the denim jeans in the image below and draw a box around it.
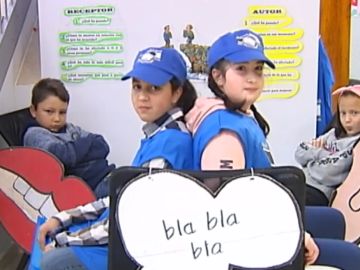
[314,238,360,270]
[94,174,111,198]
[41,247,87,270]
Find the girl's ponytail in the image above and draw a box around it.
[250,104,270,137]
[171,78,197,115]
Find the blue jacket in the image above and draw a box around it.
[23,123,115,190]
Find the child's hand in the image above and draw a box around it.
[310,138,324,149]
[304,232,319,265]
[43,241,56,253]
[38,218,61,251]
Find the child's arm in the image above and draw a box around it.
[38,197,109,249]
[38,217,62,251]
[23,127,93,167]
[304,232,319,265]
[82,134,111,161]
[294,141,324,166]
[305,146,354,187]
[54,196,109,228]
[295,130,334,166]
[65,123,111,162]
[201,130,245,170]
[54,217,109,247]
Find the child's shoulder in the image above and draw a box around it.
[25,125,51,135]
[164,120,189,133]
[205,109,254,126]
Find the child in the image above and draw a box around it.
[185,29,360,269]
[295,84,360,206]
[38,47,197,270]
[122,46,197,169]
[186,29,274,190]
[23,78,115,198]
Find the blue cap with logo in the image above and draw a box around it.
[121,47,187,86]
[207,29,275,69]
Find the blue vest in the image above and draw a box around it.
[193,109,271,170]
[132,129,193,170]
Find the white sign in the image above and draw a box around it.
[117,172,302,269]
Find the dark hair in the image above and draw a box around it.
[31,78,70,108]
[208,59,270,136]
[325,91,360,138]
[170,78,197,115]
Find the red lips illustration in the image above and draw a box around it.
[0,147,96,253]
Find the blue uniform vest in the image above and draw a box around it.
[193,109,271,170]
[132,129,193,170]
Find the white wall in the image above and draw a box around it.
[0,0,37,114]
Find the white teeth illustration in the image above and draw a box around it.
[14,178,30,195]
[39,196,58,218]
[0,167,59,223]
[24,186,49,210]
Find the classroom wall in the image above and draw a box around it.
[0,0,38,114]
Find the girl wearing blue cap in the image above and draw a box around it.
[121,47,197,169]
[38,47,197,270]
[186,29,275,180]
[185,29,360,269]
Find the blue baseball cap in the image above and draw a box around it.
[207,29,275,69]
[121,47,187,86]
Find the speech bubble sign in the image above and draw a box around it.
[59,31,123,43]
[260,82,300,101]
[73,16,112,25]
[245,17,293,29]
[117,171,302,270]
[59,43,123,57]
[60,72,122,83]
[60,59,124,70]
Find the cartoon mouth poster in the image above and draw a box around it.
[37,0,320,168]
[0,147,96,252]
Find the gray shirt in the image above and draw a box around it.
[295,128,360,199]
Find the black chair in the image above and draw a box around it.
[0,107,33,269]
[0,107,33,146]
[109,166,306,270]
